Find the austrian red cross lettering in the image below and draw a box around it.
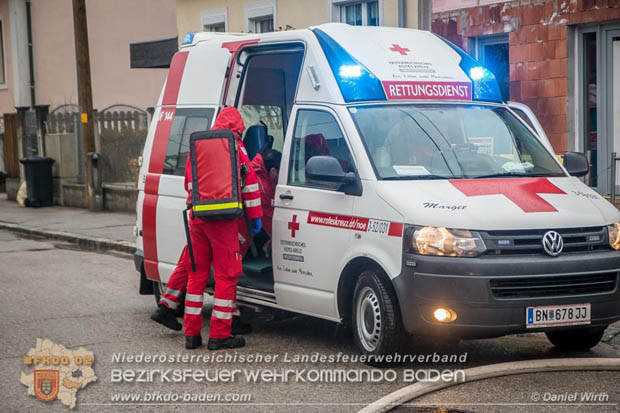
[288,215,300,238]
[450,178,566,213]
[389,44,410,55]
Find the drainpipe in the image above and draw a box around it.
[398,0,405,27]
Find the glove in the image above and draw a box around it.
[251,218,262,235]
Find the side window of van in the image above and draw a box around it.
[163,108,215,176]
[288,110,355,190]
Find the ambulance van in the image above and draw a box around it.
[135,23,620,357]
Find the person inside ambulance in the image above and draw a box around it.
[151,107,262,351]
[239,148,282,257]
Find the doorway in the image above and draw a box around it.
[579,23,620,195]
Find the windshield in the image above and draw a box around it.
[349,104,565,180]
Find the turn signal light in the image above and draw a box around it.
[433,307,457,323]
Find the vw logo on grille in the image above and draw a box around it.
[542,231,564,257]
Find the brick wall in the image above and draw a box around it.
[432,0,620,153]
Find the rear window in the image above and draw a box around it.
[163,108,215,175]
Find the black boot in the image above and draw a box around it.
[207,335,246,350]
[231,317,252,335]
[151,304,182,331]
[185,335,202,349]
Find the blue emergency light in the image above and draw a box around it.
[436,35,503,103]
[313,29,386,103]
[182,32,196,45]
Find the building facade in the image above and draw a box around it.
[0,0,176,200]
[176,0,429,38]
[0,0,176,116]
[433,0,620,194]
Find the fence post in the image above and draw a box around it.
[93,109,100,153]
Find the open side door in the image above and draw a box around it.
[141,45,231,283]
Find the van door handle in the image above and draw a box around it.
[279,193,294,200]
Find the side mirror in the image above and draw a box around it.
[306,156,362,196]
[562,152,589,177]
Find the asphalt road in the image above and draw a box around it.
[1,229,619,412]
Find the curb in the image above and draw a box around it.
[359,357,620,413]
[0,221,136,254]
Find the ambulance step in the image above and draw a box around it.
[242,257,273,277]
[237,273,274,293]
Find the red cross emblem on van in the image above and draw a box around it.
[450,178,566,213]
[288,215,300,238]
[389,44,410,55]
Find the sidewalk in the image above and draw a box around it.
[0,193,135,253]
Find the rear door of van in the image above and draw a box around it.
[140,44,231,283]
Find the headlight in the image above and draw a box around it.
[608,222,620,250]
[410,226,486,257]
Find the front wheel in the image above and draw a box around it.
[545,327,606,351]
[153,281,185,317]
[352,270,405,363]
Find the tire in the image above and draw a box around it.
[153,281,185,317]
[352,270,406,364]
[545,327,606,351]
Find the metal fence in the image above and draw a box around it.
[46,105,149,185]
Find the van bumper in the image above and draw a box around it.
[134,249,144,272]
[392,251,620,339]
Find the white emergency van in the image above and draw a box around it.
[135,24,620,357]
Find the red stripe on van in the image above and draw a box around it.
[148,109,175,173]
[388,222,404,237]
[142,182,160,281]
[162,51,189,105]
[142,107,177,282]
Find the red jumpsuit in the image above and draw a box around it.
[159,108,262,339]
[239,152,276,255]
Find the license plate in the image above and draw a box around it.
[526,303,591,328]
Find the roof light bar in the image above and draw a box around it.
[313,29,386,103]
[182,32,195,45]
[436,35,503,103]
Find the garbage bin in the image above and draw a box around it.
[19,156,55,207]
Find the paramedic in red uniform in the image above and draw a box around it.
[152,107,262,350]
[151,149,280,334]
[239,149,281,256]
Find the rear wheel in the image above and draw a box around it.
[545,327,606,351]
[153,281,185,317]
[352,270,405,363]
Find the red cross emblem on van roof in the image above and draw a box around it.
[450,178,566,213]
[389,44,410,55]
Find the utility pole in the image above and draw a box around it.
[72,0,96,210]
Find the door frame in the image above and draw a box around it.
[576,22,620,194]
[602,26,620,195]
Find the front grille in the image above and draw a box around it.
[490,272,618,299]
[483,226,610,255]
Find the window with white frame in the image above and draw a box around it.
[201,9,227,32]
[334,1,380,26]
[246,1,275,33]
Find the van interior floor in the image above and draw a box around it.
[239,257,274,292]
[206,257,274,293]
